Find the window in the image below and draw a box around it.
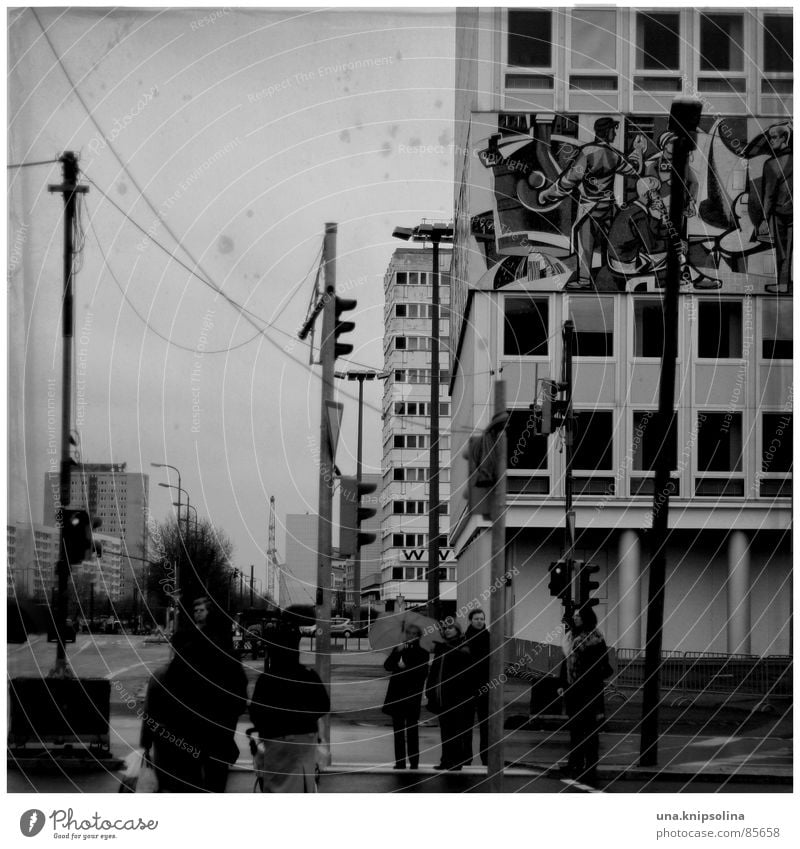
[394,434,429,450]
[395,337,432,351]
[392,533,427,547]
[697,412,743,473]
[504,297,549,356]
[570,8,617,72]
[632,411,677,471]
[393,501,426,515]
[396,272,407,285]
[395,337,406,350]
[699,14,744,72]
[763,14,792,74]
[633,300,665,358]
[508,10,552,68]
[394,468,428,483]
[395,304,407,317]
[698,301,742,358]
[571,296,614,357]
[573,411,613,470]
[636,12,680,70]
[762,413,793,474]
[506,410,549,470]
[762,298,792,359]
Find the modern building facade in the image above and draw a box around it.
[282,513,320,608]
[449,7,792,654]
[380,247,457,615]
[43,463,149,607]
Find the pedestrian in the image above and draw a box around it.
[426,621,473,770]
[166,596,249,792]
[463,609,490,766]
[558,606,613,785]
[249,619,330,792]
[382,623,430,770]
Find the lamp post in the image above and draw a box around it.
[151,463,186,627]
[392,221,453,622]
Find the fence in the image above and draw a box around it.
[504,638,793,702]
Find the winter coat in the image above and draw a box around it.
[250,663,330,738]
[425,639,473,714]
[382,643,430,719]
[559,628,612,721]
[464,624,491,693]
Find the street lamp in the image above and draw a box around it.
[151,463,187,627]
[174,501,199,534]
[392,221,453,622]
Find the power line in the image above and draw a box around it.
[7,158,60,169]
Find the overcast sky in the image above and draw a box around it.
[7,6,456,587]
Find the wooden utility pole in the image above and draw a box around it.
[48,152,88,678]
[487,380,508,792]
[315,222,337,764]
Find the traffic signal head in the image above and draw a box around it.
[334,296,357,359]
[548,558,572,600]
[463,435,493,519]
[339,477,378,554]
[62,508,99,566]
[577,561,601,608]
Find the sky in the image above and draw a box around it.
[7,6,457,589]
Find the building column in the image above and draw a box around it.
[617,530,642,650]
[727,530,751,655]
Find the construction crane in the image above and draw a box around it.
[266,496,281,605]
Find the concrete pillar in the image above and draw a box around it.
[617,530,642,650]
[727,530,751,655]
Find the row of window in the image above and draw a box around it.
[394,369,450,384]
[392,501,451,515]
[506,9,790,94]
[391,434,451,451]
[395,336,433,351]
[393,401,450,417]
[390,566,457,581]
[391,467,451,483]
[505,408,791,496]
[391,533,427,547]
[395,272,452,286]
[504,296,792,360]
[394,303,451,320]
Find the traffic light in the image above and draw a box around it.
[333,296,357,359]
[548,558,572,600]
[339,477,378,555]
[576,560,601,608]
[62,508,100,566]
[463,435,494,519]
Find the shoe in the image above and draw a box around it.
[434,763,447,770]
[446,765,462,772]
[393,762,406,770]
[409,762,419,770]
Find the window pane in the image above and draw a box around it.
[395,304,406,317]
[698,301,742,358]
[762,414,793,473]
[570,295,614,357]
[508,10,552,68]
[764,15,793,73]
[573,411,613,470]
[636,12,680,70]
[571,9,617,71]
[697,412,743,472]
[396,272,407,285]
[762,298,793,359]
[700,14,744,72]
[505,410,549,470]
[504,297,549,356]
[632,411,677,471]
[634,300,665,358]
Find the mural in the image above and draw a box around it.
[475,113,792,295]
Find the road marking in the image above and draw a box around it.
[560,777,604,793]
[104,660,153,680]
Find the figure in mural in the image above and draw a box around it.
[644,130,699,218]
[757,124,792,294]
[538,117,647,289]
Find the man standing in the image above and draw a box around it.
[463,609,490,767]
[539,117,646,288]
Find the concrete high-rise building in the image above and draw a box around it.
[380,247,457,615]
[43,463,149,607]
[449,7,792,654]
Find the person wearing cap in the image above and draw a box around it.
[644,130,699,218]
[539,117,647,288]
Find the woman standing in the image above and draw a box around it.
[382,624,430,770]
[559,606,613,785]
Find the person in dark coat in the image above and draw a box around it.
[558,606,612,785]
[249,621,330,792]
[382,624,430,770]
[426,621,474,770]
[463,609,490,766]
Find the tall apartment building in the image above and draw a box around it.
[43,463,149,606]
[449,8,792,654]
[380,247,457,616]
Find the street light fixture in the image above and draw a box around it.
[151,463,187,628]
[392,220,454,622]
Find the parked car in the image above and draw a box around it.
[330,617,355,638]
[299,623,317,637]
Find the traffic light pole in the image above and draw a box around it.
[48,152,88,678]
[487,381,508,792]
[561,320,576,620]
[315,222,337,764]
[639,99,702,767]
[354,372,365,627]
